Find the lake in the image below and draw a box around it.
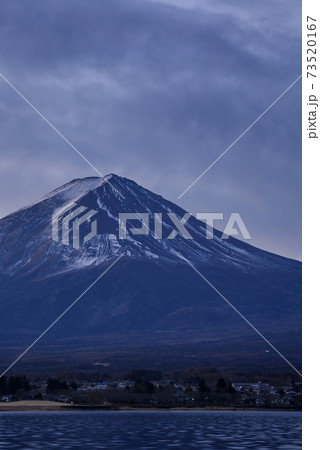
[0,410,301,449]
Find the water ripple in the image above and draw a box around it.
[0,410,301,449]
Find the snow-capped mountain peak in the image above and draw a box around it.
[0,174,297,278]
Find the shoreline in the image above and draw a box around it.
[0,401,301,413]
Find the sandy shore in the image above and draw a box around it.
[0,400,70,411]
[0,401,299,412]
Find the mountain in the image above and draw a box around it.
[0,174,301,374]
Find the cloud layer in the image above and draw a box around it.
[0,0,301,259]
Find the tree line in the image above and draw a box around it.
[0,375,30,395]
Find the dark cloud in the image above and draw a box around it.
[0,0,301,259]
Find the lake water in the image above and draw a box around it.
[0,410,301,449]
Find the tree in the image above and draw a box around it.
[216,378,227,392]
[70,381,78,390]
[228,383,236,394]
[133,380,155,394]
[7,375,30,395]
[144,381,155,394]
[47,378,69,394]
[0,376,6,395]
[198,378,210,394]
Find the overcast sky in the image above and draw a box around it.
[0,0,301,259]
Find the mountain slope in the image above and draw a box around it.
[0,175,301,373]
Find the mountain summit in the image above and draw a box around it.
[0,175,301,373]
